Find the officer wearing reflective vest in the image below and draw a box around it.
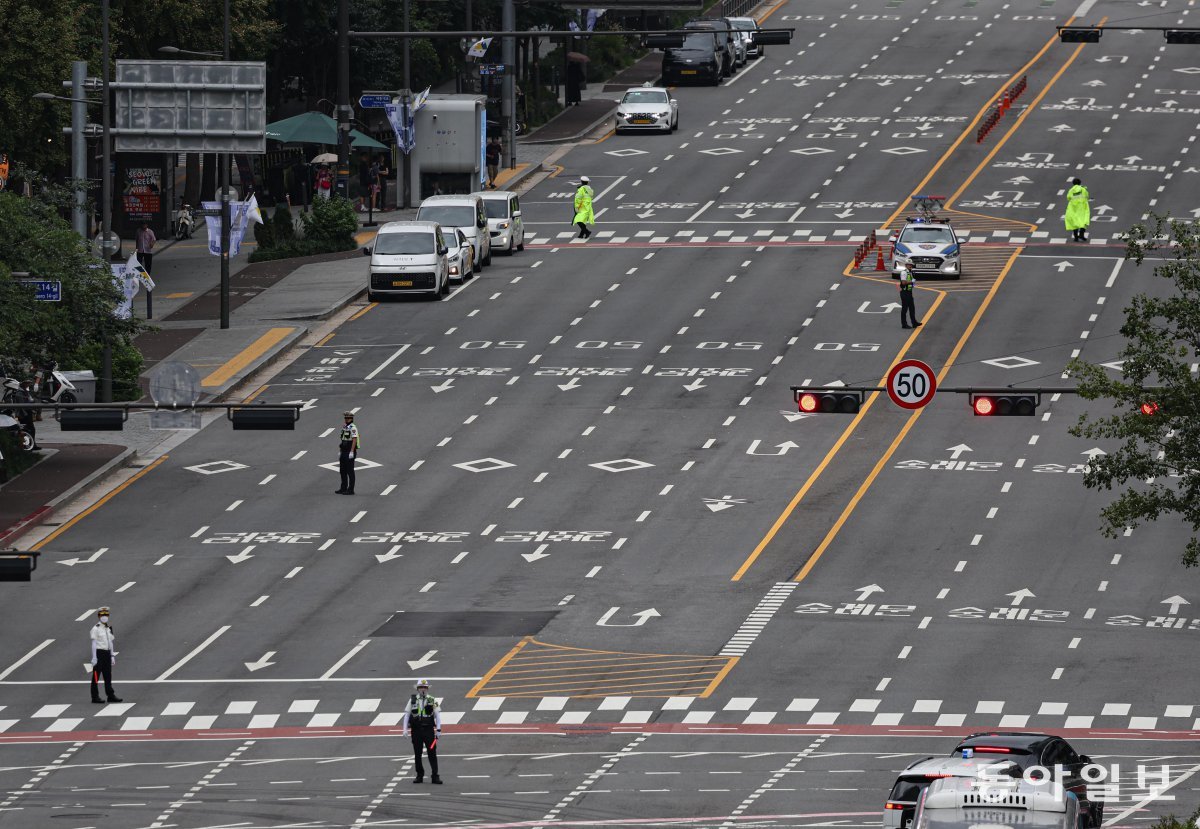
[335,410,359,495]
[1065,177,1090,242]
[401,679,443,783]
[898,265,922,329]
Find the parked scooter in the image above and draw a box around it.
[30,363,77,404]
[0,413,35,453]
[175,203,195,240]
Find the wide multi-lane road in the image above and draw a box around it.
[6,1,1200,826]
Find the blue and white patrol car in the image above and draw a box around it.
[890,216,962,280]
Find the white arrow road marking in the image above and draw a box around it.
[1093,204,1114,215]
[746,440,800,456]
[734,210,756,219]
[431,379,455,393]
[1123,155,1142,164]
[522,544,551,563]
[57,547,108,567]
[597,607,661,627]
[636,210,655,219]
[1048,124,1074,133]
[1053,261,1074,273]
[855,584,884,602]
[946,444,972,460]
[244,651,277,672]
[834,209,855,218]
[1081,447,1107,458]
[683,379,707,392]
[858,301,901,314]
[704,496,746,513]
[1007,588,1036,606]
[375,544,404,564]
[558,378,582,391]
[226,545,256,564]
[282,398,319,412]
[406,650,439,671]
[1162,595,1190,615]
[1004,176,1033,185]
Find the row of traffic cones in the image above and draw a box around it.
[851,230,889,271]
[976,75,1029,143]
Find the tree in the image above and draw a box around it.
[1067,214,1200,567]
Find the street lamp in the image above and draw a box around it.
[157,46,222,58]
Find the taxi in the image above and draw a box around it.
[615,84,679,134]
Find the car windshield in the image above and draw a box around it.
[901,225,956,245]
[417,206,476,227]
[673,32,715,52]
[888,778,928,803]
[623,90,669,105]
[730,19,755,30]
[374,232,435,255]
[483,200,509,219]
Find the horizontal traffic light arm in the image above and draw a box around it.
[2,402,303,432]
[1056,25,1200,44]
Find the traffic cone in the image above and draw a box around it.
[1000,92,1009,114]
[875,247,886,271]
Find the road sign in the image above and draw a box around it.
[359,93,393,109]
[886,359,937,409]
[479,64,506,76]
[17,280,62,302]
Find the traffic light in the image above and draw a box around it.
[1059,27,1102,42]
[1139,401,1160,416]
[796,389,863,414]
[970,393,1039,416]
[1165,29,1200,44]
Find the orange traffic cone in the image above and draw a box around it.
[875,247,886,271]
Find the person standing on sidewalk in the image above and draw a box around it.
[90,607,123,703]
[376,154,390,210]
[402,679,443,784]
[485,138,502,189]
[1065,177,1090,242]
[573,176,594,239]
[335,411,359,495]
[136,222,157,273]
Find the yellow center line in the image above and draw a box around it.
[201,327,295,388]
[793,248,1023,583]
[31,455,170,551]
[467,637,530,698]
[349,303,378,321]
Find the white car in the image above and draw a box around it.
[615,85,679,134]
[728,17,764,59]
[473,189,525,254]
[890,217,962,280]
[445,227,475,283]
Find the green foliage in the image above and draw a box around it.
[1145,808,1200,829]
[1066,214,1200,567]
[271,203,297,244]
[253,211,276,249]
[0,188,140,372]
[247,237,356,263]
[300,196,358,246]
[65,339,144,402]
[585,34,643,83]
[0,430,40,483]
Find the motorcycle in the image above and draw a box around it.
[0,413,35,453]
[175,203,195,240]
[30,363,77,404]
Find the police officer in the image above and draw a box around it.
[401,679,442,784]
[90,607,122,703]
[335,410,359,495]
[573,176,594,239]
[899,265,922,329]
[1065,177,1090,242]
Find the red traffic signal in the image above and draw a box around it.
[1139,401,1160,416]
[970,393,1038,416]
[796,389,863,414]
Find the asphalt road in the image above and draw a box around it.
[6,1,1200,827]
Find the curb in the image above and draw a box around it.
[263,285,367,322]
[502,162,548,192]
[520,106,617,145]
[0,446,136,548]
[201,325,311,403]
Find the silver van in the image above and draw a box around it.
[416,194,491,272]
[913,777,1084,829]
[364,221,450,300]
[473,190,525,255]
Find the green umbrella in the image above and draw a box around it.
[265,111,388,150]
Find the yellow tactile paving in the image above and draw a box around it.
[468,638,739,699]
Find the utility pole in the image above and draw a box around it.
[336,0,351,199]
[219,0,232,329]
[70,61,87,238]
[100,0,113,402]
[502,0,516,169]
[402,0,413,209]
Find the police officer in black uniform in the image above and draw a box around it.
[899,264,922,329]
[335,410,359,494]
[401,679,442,784]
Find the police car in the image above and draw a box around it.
[614,84,679,134]
[891,216,962,279]
[883,754,1022,829]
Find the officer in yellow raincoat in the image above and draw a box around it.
[1065,177,1090,242]
[573,176,594,239]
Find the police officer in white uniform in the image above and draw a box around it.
[90,607,122,703]
[335,410,360,494]
[401,679,442,784]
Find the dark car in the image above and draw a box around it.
[662,30,725,86]
[685,19,738,77]
[951,733,1103,828]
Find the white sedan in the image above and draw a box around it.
[615,85,679,134]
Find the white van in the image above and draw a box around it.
[415,194,491,272]
[364,221,450,300]
[473,190,525,255]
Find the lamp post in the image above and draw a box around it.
[32,87,100,240]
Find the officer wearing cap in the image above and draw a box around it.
[898,264,922,330]
[401,679,442,784]
[90,607,122,703]
[335,411,360,495]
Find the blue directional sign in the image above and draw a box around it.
[358,93,393,109]
[17,280,62,302]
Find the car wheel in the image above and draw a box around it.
[440,275,450,296]
[367,289,377,302]
[517,236,525,252]
[484,248,492,266]
[472,253,482,274]
[18,429,35,452]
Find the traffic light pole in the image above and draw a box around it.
[219,0,231,330]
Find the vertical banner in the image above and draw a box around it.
[385,100,416,155]
[203,197,263,256]
[111,260,141,319]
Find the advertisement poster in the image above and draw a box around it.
[122,167,161,222]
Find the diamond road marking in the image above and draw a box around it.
[317,457,383,472]
[185,460,248,475]
[605,148,648,157]
[981,356,1040,370]
[790,147,834,156]
[699,147,743,156]
[452,457,517,473]
[1174,67,1200,74]
[589,458,656,473]
[1100,360,1125,371]
[881,146,927,156]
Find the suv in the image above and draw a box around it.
[728,17,764,59]
[416,194,491,272]
[890,216,962,280]
[662,29,725,85]
[472,189,525,255]
[364,221,450,300]
[951,733,1101,828]
[914,776,1084,829]
[884,755,1022,829]
[685,20,739,74]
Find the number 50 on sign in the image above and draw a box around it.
[886,359,937,409]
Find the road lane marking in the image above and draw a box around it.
[321,640,371,680]
[365,344,410,380]
[0,639,54,681]
[31,455,169,551]
[156,626,231,680]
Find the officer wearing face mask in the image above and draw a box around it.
[335,410,360,495]
[90,607,122,703]
[401,679,442,784]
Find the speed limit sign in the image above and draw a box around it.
[886,359,937,409]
